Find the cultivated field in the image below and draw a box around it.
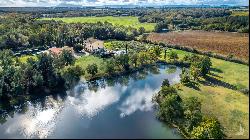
[42,16,155,32]
[147,30,249,62]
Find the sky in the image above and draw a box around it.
[0,0,248,7]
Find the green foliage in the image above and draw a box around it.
[200,16,249,33]
[183,54,212,80]
[154,85,178,106]
[105,58,116,75]
[138,27,146,34]
[155,21,168,32]
[73,44,84,52]
[0,50,14,70]
[155,80,225,138]
[191,118,225,139]
[161,79,170,87]
[0,48,81,104]
[190,56,212,80]
[0,50,22,99]
[168,51,179,62]
[129,53,138,68]
[54,50,75,69]
[157,93,183,123]
[0,47,81,102]
[21,60,43,92]
[115,54,130,71]
[159,86,178,97]
[180,68,192,85]
[77,41,162,79]
[153,46,162,57]
[0,17,144,51]
[182,54,200,64]
[37,53,59,88]
[190,63,202,81]
[86,63,98,77]
[200,56,212,76]
[183,97,202,132]
[138,51,149,66]
[61,65,84,88]
[75,55,105,76]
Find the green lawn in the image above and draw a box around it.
[75,55,107,79]
[172,49,249,139]
[18,55,37,63]
[41,16,156,32]
[231,11,249,16]
[170,49,249,89]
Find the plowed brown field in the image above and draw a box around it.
[147,30,249,61]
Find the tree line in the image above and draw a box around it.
[0,14,141,52]
[84,45,162,80]
[0,7,233,19]
[0,41,163,106]
[138,8,231,23]
[0,49,83,107]
[137,8,248,33]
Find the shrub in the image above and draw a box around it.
[157,94,183,123]
[86,63,98,77]
[183,97,202,132]
[105,58,115,75]
[161,79,170,87]
[61,65,84,88]
[180,68,192,85]
[168,51,179,62]
[191,117,225,139]
[73,44,84,52]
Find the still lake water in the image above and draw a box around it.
[0,64,183,139]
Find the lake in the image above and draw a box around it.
[0,64,183,139]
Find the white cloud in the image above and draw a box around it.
[68,84,126,118]
[5,96,65,139]
[0,0,248,7]
[118,85,156,118]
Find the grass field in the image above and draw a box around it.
[231,11,249,16]
[18,55,37,63]
[42,16,155,32]
[171,49,249,139]
[75,55,107,79]
[147,30,249,62]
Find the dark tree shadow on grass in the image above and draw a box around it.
[209,72,223,78]
[200,75,237,90]
[210,67,223,73]
[184,81,200,91]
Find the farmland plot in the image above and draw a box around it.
[147,30,249,62]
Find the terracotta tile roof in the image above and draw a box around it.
[49,47,63,54]
[48,46,73,55]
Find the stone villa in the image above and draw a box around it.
[84,38,104,53]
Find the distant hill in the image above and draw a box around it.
[55,3,82,8]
